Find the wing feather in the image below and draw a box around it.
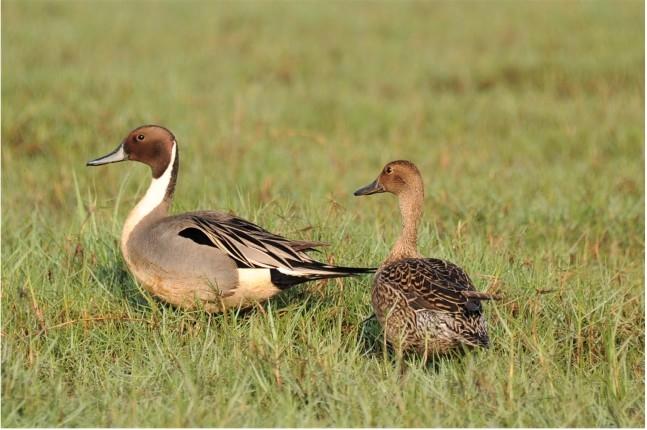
[379,258,494,314]
[169,211,369,277]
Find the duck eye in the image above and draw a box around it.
[136,134,145,142]
[385,166,393,174]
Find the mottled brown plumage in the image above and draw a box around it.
[355,160,495,355]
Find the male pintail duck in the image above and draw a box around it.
[87,125,373,312]
[354,160,496,355]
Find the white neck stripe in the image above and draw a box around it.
[121,142,176,247]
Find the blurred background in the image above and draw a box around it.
[4,1,643,219]
[2,0,644,427]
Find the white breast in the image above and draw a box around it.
[121,143,177,259]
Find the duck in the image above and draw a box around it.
[87,125,373,312]
[354,160,496,355]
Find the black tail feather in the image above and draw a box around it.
[270,265,375,290]
[293,260,376,275]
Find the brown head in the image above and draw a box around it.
[355,161,426,263]
[86,125,177,178]
[354,160,424,198]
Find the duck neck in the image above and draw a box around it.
[121,143,179,253]
[384,187,424,266]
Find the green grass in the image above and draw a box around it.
[2,0,644,426]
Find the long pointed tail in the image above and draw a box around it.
[270,263,375,289]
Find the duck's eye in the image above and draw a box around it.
[136,134,145,142]
[385,166,393,174]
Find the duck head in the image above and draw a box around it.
[354,160,423,197]
[355,160,425,263]
[87,125,176,178]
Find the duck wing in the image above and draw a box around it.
[288,239,328,253]
[379,258,495,314]
[164,210,372,278]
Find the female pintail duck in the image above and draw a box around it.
[87,125,373,312]
[354,160,496,355]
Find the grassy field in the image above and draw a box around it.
[2,0,644,427]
